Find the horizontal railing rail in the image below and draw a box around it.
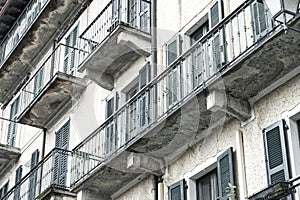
[78,0,151,63]
[18,43,88,118]
[2,148,73,200]
[71,0,282,186]
[0,0,51,69]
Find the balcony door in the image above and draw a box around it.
[52,120,70,187]
[128,0,150,31]
[28,150,39,200]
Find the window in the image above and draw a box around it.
[128,0,150,31]
[106,96,116,119]
[28,150,39,200]
[52,120,70,187]
[190,22,209,45]
[170,147,235,200]
[64,26,78,75]
[7,97,20,146]
[197,170,218,200]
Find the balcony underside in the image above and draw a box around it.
[78,24,151,90]
[222,18,300,99]
[0,0,87,106]
[0,144,20,177]
[17,73,86,129]
[72,18,300,196]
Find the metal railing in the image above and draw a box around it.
[0,117,40,148]
[71,0,279,186]
[2,148,73,200]
[0,0,50,68]
[18,43,87,118]
[78,0,151,63]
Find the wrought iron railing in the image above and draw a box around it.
[18,43,87,118]
[1,148,73,200]
[0,0,51,68]
[0,118,40,148]
[71,0,281,186]
[77,0,151,63]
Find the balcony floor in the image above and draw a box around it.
[0,0,88,106]
[17,72,86,129]
[0,144,20,178]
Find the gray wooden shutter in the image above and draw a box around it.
[53,120,70,187]
[217,147,235,199]
[7,97,20,146]
[140,0,149,32]
[64,26,78,75]
[33,66,45,96]
[210,1,219,28]
[14,166,22,200]
[129,0,138,27]
[0,181,9,200]
[28,150,39,200]
[263,120,290,185]
[167,36,181,66]
[139,62,150,89]
[168,179,186,200]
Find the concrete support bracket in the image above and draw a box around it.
[207,90,251,121]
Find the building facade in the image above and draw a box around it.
[0,0,299,200]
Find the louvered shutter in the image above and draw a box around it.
[129,0,138,28]
[64,27,78,75]
[210,2,219,28]
[263,120,290,185]
[53,120,70,187]
[14,166,22,200]
[7,97,20,146]
[168,179,186,200]
[0,181,9,200]
[217,147,235,200]
[138,63,149,128]
[139,0,149,32]
[28,150,39,200]
[33,66,45,96]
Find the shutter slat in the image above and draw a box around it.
[217,147,235,199]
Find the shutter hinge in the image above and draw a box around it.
[283,119,289,130]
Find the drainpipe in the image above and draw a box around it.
[39,128,47,195]
[152,175,158,200]
[151,0,157,79]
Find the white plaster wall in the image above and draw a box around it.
[115,176,153,200]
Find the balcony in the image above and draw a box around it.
[77,0,151,90]
[0,119,42,178]
[69,0,300,196]
[0,0,89,106]
[17,44,87,129]
[1,148,76,200]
